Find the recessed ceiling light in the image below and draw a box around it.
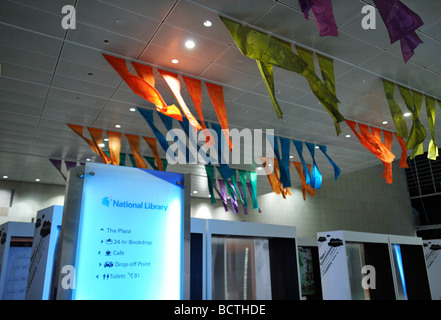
[257,166,263,171]
[382,121,388,125]
[35,178,40,182]
[193,190,198,194]
[404,112,411,117]
[115,124,121,128]
[104,39,111,45]
[203,20,212,27]
[345,134,351,138]
[88,72,94,76]
[129,107,136,112]
[315,145,319,149]
[98,143,105,148]
[104,138,109,142]
[86,158,91,162]
[289,155,294,159]
[268,163,272,167]
[185,40,195,49]
[2,176,8,179]
[171,59,179,64]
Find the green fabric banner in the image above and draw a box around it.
[425,96,438,160]
[382,79,408,138]
[220,16,344,135]
[238,169,249,209]
[296,46,343,135]
[398,85,426,159]
[248,170,259,210]
[205,165,216,204]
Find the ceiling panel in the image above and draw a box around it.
[0,0,440,194]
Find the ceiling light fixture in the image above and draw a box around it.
[86,158,91,162]
[129,107,136,112]
[115,124,121,128]
[98,143,105,148]
[289,155,294,159]
[185,40,195,49]
[315,146,319,149]
[404,112,411,117]
[104,39,111,45]
[171,59,179,64]
[203,20,212,27]
[382,121,388,125]
[193,190,198,194]
[257,166,263,171]
[345,134,351,138]
[36,178,40,182]
[2,176,8,179]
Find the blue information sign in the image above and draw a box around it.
[69,163,187,300]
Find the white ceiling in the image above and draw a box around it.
[0,0,441,198]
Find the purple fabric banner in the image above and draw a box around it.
[49,159,65,180]
[227,180,240,214]
[298,0,338,37]
[236,182,248,215]
[373,0,424,62]
[214,179,229,212]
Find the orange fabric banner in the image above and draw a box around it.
[372,127,394,184]
[103,54,182,121]
[125,134,147,169]
[261,157,287,198]
[206,82,233,151]
[87,128,111,164]
[293,161,316,200]
[68,124,111,164]
[394,133,409,168]
[143,137,163,171]
[107,131,121,166]
[158,69,202,132]
[346,120,396,163]
[183,76,215,148]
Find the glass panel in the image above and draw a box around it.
[346,242,370,300]
[2,237,33,300]
[298,247,315,297]
[392,244,408,300]
[211,236,271,300]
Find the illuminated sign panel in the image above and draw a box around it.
[70,163,187,300]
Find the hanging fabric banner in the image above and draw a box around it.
[137,108,175,160]
[372,0,424,63]
[217,179,231,213]
[293,140,311,186]
[346,120,396,183]
[292,161,317,200]
[305,142,323,189]
[125,134,148,169]
[205,82,233,150]
[398,86,426,159]
[103,54,182,121]
[394,133,409,168]
[49,159,66,180]
[211,123,234,179]
[256,60,283,118]
[183,76,215,148]
[226,179,240,214]
[425,96,438,160]
[296,46,342,135]
[107,131,121,166]
[158,69,202,133]
[143,137,163,171]
[68,124,109,164]
[248,171,260,211]
[317,145,341,181]
[205,165,216,204]
[220,16,344,135]
[87,128,112,165]
[267,134,290,188]
[382,79,408,138]
[236,182,248,215]
[238,170,249,210]
[371,127,394,184]
[298,0,339,37]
